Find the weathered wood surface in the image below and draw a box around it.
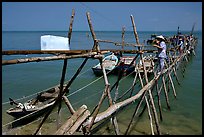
[65,110,90,135]
[2,51,109,65]
[55,105,89,135]
[83,54,183,127]
[62,95,75,115]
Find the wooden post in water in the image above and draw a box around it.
[125,67,154,135]
[121,26,125,50]
[153,69,163,121]
[130,14,161,135]
[57,8,75,129]
[34,54,88,135]
[162,74,171,110]
[62,95,75,115]
[86,12,100,52]
[85,12,120,135]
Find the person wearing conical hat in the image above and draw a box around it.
[153,35,167,74]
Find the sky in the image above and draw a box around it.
[2,2,202,31]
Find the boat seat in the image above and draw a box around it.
[40,92,58,99]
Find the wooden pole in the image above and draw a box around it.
[168,73,177,98]
[2,51,108,65]
[153,70,163,121]
[85,11,120,134]
[57,9,75,129]
[125,67,154,135]
[62,95,75,115]
[130,14,160,135]
[130,15,140,46]
[121,26,125,50]
[82,61,179,128]
[86,12,100,52]
[145,97,154,135]
[129,72,138,97]
[112,67,122,135]
[162,74,171,110]
[34,57,88,135]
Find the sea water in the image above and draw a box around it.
[2,31,202,135]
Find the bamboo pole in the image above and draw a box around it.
[162,74,171,110]
[2,51,108,65]
[83,71,162,127]
[167,52,177,98]
[145,96,154,135]
[130,15,140,47]
[125,67,154,135]
[129,72,138,97]
[85,11,121,135]
[173,66,181,85]
[62,95,75,115]
[130,14,160,135]
[85,84,110,134]
[111,66,122,135]
[154,70,163,121]
[168,73,177,98]
[2,48,177,56]
[57,9,75,129]
[82,56,184,128]
[96,39,143,47]
[86,12,100,52]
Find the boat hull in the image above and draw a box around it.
[92,53,118,76]
[7,101,55,128]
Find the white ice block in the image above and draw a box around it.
[41,35,70,50]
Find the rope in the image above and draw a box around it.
[79,2,118,29]
[2,86,105,134]
[2,66,91,106]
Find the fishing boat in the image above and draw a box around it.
[6,86,61,127]
[92,53,119,76]
[115,56,136,76]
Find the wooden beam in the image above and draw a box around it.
[2,51,109,65]
[55,105,88,135]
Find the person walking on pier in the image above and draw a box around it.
[153,35,167,74]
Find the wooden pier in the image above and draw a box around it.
[2,9,198,135]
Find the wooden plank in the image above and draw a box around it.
[55,105,88,135]
[65,110,90,135]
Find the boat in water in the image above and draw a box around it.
[6,86,61,127]
[92,53,119,76]
[115,56,136,76]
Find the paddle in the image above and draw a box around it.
[9,98,18,105]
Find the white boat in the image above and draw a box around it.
[92,53,119,76]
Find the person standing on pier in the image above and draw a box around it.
[153,35,167,74]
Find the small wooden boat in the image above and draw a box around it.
[6,86,61,127]
[92,53,119,76]
[115,56,136,76]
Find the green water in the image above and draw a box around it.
[2,31,202,135]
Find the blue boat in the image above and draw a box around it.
[92,53,119,76]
